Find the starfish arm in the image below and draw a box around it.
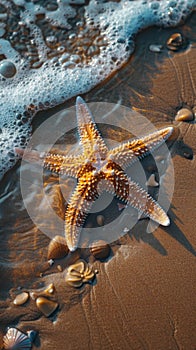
[15,147,83,177]
[65,173,102,251]
[76,96,108,159]
[43,152,85,177]
[108,127,173,169]
[126,178,170,226]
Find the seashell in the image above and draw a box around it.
[90,240,111,260]
[26,330,37,343]
[30,283,55,300]
[57,265,63,272]
[36,297,58,317]
[166,33,184,51]
[65,260,95,288]
[175,108,194,122]
[149,44,162,53]
[47,235,69,260]
[146,174,159,187]
[3,327,32,350]
[13,292,29,306]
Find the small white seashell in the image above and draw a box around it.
[149,44,162,53]
[146,174,159,187]
[3,327,32,350]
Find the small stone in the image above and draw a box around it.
[175,108,194,122]
[59,53,70,64]
[87,45,100,57]
[146,174,159,187]
[96,215,104,226]
[57,265,63,272]
[13,292,29,306]
[0,60,17,78]
[149,44,162,53]
[48,259,54,266]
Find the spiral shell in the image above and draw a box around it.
[90,240,111,260]
[65,260,95,288]
[3,327,32,350]
[47,235,69,260]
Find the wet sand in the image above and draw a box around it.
[0,14,196,350]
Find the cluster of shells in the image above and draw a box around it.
[48,235,111,262]
[47,235,111,288]
[13,283,58,318]
[4,236,111,347]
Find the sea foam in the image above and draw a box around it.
[0,0,195,179]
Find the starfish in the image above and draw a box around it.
[18,97,173,251]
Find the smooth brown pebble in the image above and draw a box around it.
[57,265,63,272]
[175,108,194,122]
[47,235,69,260]
[96,215,104,226]
[90,240,111,260]
[36,297,58,317]
[13,291,29,305]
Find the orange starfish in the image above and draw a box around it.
[17,97,173,251]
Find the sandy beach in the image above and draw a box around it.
[0,10,196,350]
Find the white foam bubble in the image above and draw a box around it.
[0,0,195,178]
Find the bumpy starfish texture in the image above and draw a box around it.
[17,97,173,251]
[42,97,173,251]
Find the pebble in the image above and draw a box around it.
[146,174,159,187]
[0,60,17,78]
[149,44,162,52]
[13,291,29,306]
[96,215,104,226]
[175,108,194,122]
[87,45,100,57]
